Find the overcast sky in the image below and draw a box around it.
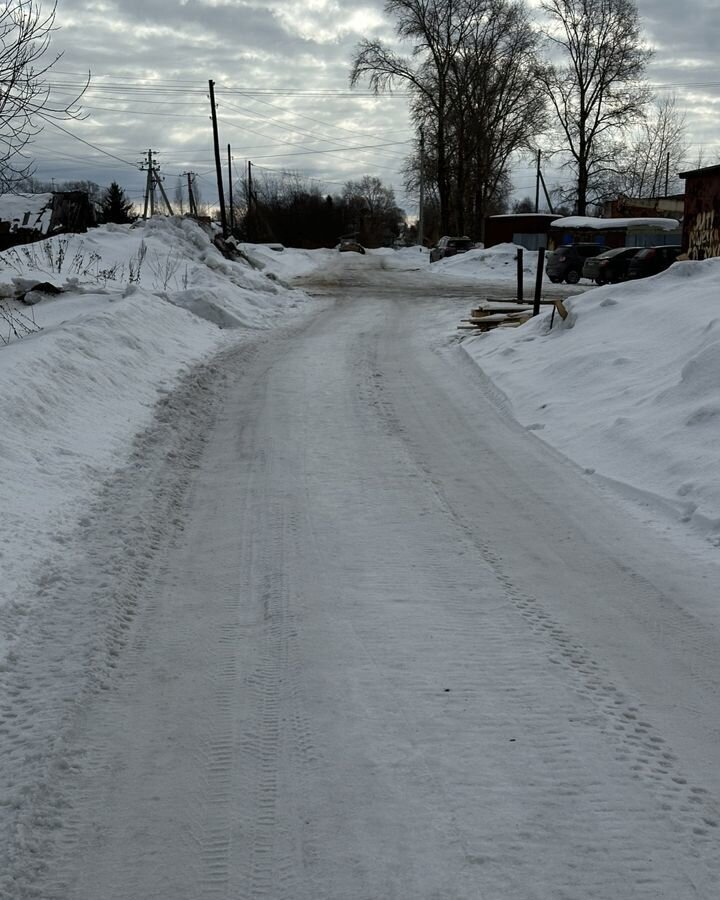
[26,0,720,214]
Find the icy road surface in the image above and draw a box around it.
[5,255,720,899]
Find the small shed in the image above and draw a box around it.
[484,213,560,250]
[679,164,720,260]
[549,216,681,250]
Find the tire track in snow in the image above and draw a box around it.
[0,355,229,899]
[347,297,720,897]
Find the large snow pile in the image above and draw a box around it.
[432,242,547,284]
[466,257,720,544]
[239,241,334,279]
[0,217,309,637]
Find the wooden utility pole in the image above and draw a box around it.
[208,79,228,237]
[535,149,541,213]
[665,151,670,197]
[246,160,254,240]
[227,144,234,232]
[539,168,554,214]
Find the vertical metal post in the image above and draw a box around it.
[533,247,545,316]
[208,80,228,237]
[516,247,524,304]
[418,130,425,248]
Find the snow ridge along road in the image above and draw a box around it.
[4,254,720,898]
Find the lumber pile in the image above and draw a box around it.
[458,297,567,332]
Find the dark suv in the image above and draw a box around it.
[582,246,640,284]
[429,235,474,263]
[627,245,682,279]
[546,243,608,284]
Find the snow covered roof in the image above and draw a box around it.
[0,192,53,233]
[552,216,680,231]
[489,213,561,219]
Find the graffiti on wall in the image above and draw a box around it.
[687,210,720,260]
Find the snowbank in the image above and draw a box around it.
[465,257,720,544]
[432,242,547,283]
[0,218,310,639]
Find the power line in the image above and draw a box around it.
[37,115,138,168]
[218,97,408,160]
[244,141,410,161]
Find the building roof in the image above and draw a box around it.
[679,164,720,179]
[0,192,53,232]
[488,213,560,220]
[551,216,680,231]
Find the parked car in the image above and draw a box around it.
[627,245,682,279]
[545,243,609,283]
[582,246,640,284]
[338,239,365,254]
[429,235,474,263]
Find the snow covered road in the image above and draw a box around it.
[4,256,720,898]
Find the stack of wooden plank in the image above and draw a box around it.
[458,297,568,332]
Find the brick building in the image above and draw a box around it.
[679,164,720,260]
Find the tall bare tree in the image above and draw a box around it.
[617,95,689,198]
[447,0,547,236]
[351,0,545,239]
[351,0,478,234]
[538,0,652,214]
[0,1,87,191]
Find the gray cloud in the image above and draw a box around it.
[22,0,720,213]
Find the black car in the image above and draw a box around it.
[582,247,640,284]
[546,243,609,283]
[338,239,365,254]
[429,235,474,263]
[627,245,682,279]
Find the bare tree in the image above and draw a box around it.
[446,0,547,236]
[174,176,184,214]
[351,0,477,234]
[351,0,545,239]
[0,1,87,191]
[342,175,404,246]
[538,0,652,214]
[616,95,689,198]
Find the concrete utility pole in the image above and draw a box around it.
[208,80,228,237]
[155,172,174,216]
[184,172,198,217]
[141,150,174,218]
[142,149,154,219]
